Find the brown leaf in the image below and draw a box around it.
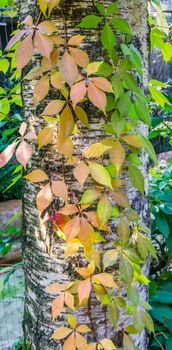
[33,75,49,104]
[42,99,65,115]
[51,71,65,90]
[59,50,78,87]
[64,216,81,240]
[34,31,53,60]
[70,81,87,108]
[73,161,90,186]
[0,141,17,168]
[16,33,34,70]
[69,47,89,68]
[92,77,113,92]
[78,278,91,304]
[87,82,107,115]
[36,182,53,216]
[37,20,57,34]
[59,204,79,216]
[24,169,48,182]
[60,105,75,138]
[16,140,32,168]
[68,35,85,46]
[110,141,126,173]
[37,127,53,149]
[52,293,64,321]
[51,180,68,201]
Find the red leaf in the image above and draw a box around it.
[34,31,53,60]
[0,141,17,168]
[70,81,87,108]
[33,75,49,104]
[16,33,34,70]
[59,50,78,87]
[5,30,26,50]
[92,77,113,92]
[16,140,32,168]
[87,82,107,115]
[78,278,91,304]
[42,99,65,115]
[51,180,68,201]
[36,182,53,216]
[52,293,64,321]
[69,47,89,68]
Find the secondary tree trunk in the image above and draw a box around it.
[19,0,150,349]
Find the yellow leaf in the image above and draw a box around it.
[52,293,64,321]
[110,141,125,173]
[83,142,112,158]
[24,169,48,183]
[89,162,112,189]
[67,314,77,329]
[93,273,116,288]
[36,182,53,216]
[37,127,53,150]
[77,324,91,333]
[51,326,72,340]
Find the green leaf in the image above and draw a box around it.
[0,58,9,73]
[116,92,131,116]
[119,253,134,283]
[96,3,105,15]
[128,164,144,195]
[106,3,118,15]
[79,15,102,28]
[111,17,132,35]
[151,290,172,304]
[101,23,116,56]
[123,334,136,350]
[150,304,172,323]
[111,112,126,138]
[89,162,113,189]
[155,211,169,237]
[97,193,112,227]
[111,73,124,100]
[166,335,172,350]
[123,208,139,222]
[133,309,145,333]
[80,188,101,204]
[140,135,157,162]
[127,285,139,306]
[117,218,130,246]
[149,86,171,108]
[108,301,119,328]
[97,62,113,77]
[0,98,10,115]
[134,95,151,127]
[124,247,143,264]
[103,249,118,270]
[121,72,139,92]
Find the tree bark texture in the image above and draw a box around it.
[19,0,150,349]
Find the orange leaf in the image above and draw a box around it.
[78,217,95,249]
[70,81,87,108]
[64,216,81,240]
[42,99,65,115]
[59,204,79,216]
[16,140,32,169]
[60,105,75,138]
[51,180,68,201]
[52,293,64,321]
[63,333,76,350]
[34,31,53,60]
[36,182,53,216]
[93,273,116,288]
[33,75,49,104]
[76,261,95,279]
[65,291,74,310]
[110,141,125,173]
[19,122,27,136]
[51,71,65,90]
[0,141,17,168]
[47,283,65,294]
[59,50,78,87]
[85,212,100,229]
[68,35,85,46]
[73,161,90,186]
[51,326,72,340]
[24,169,48,182]
[75,333,88,350]
[16,33,34,70]
[37,127,53,150]
[37,20,57,34]
[50,48,60,66]
[87,82,107,115]
[78,278,91,304]
[69,47,89,68]
[92,77,113,92]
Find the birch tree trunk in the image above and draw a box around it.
[18,0,150,349]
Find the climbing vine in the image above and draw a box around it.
[0,0,172,349]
